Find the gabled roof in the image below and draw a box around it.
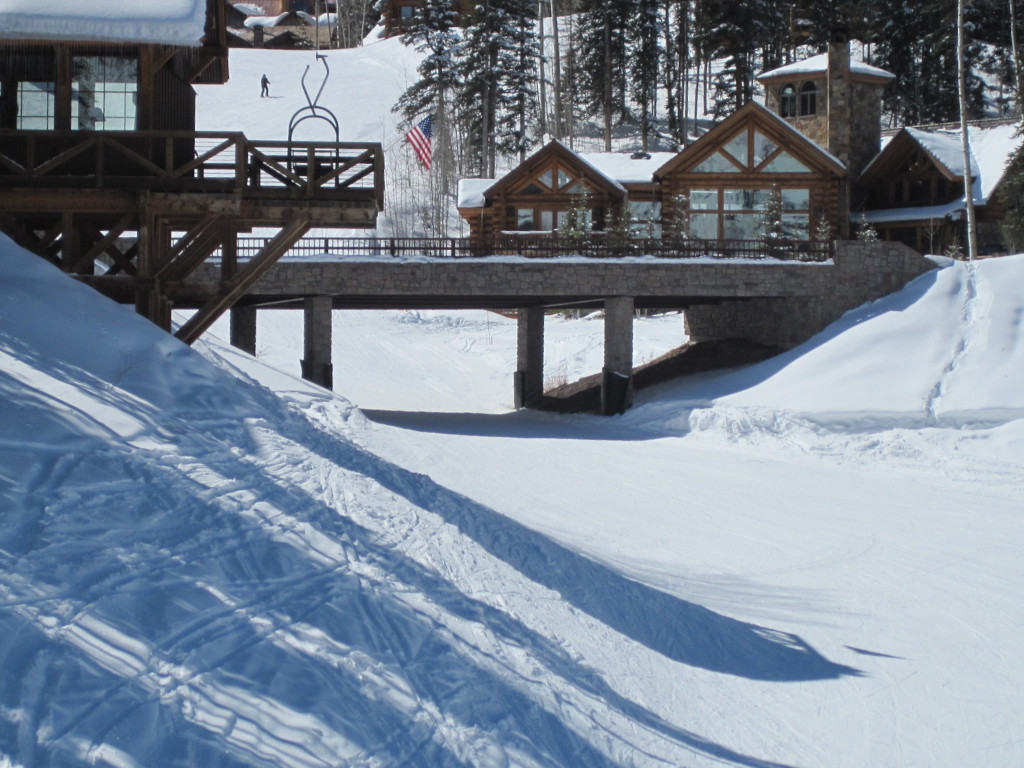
[654,101,846,179]
[0,0,209,46]
[758,52,894,83]
[860,122,1021,203]
[483,140,630,202]
[859,120,1024,224]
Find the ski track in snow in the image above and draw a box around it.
[2,339,816,768]
[925,259,978,426]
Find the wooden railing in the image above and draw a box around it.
[235,234,834,262]
[0,130,384,207]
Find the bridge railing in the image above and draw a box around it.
[234,234,833,262]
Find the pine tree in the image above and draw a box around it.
[999,135,1024,251]
[457,0,540,175]
[760,185,787,258]
[856,212,880,243]
[628,0,662,151]
[575,0,632,148]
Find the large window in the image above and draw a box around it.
[780,84,797,118]
[686,187,811,241]
[16,81,55,129]
[628,201,662,238]
[72,56,137,131]
[799,82,817,116]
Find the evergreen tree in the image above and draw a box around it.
[575,0,632,147]
[628,0,662,151]
[394,0,461,123]
[999,137,1024,251]
[457,0,540,175]
[760,185,786,258]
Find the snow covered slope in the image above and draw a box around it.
[4,233,1024,768]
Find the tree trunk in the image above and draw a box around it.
[1012,0,1022,117]
[551,0,563,141]
[958,0,979,260]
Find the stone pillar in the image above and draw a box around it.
[826,36,852,171]
[301,296,333,389]
[602,296,634,415]
[230,305,257,355]
[514,306,544,408]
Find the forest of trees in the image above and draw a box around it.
[386,0,1023,235]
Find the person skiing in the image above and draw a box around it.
[260,74,270,97]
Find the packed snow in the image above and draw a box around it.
[0,0,208,45]
[3,41,1024,768]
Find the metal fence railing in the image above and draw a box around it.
[233,234,833,262]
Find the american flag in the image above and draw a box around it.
[406,114,433,170]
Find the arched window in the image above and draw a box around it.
[780,84,797,118]
[799,81,817,116]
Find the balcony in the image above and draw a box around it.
[0,130,384,226]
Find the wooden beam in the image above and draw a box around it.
[157,215,224,283]
[73,214,136,274]
[174,219,310,345]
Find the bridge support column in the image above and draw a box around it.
[301,296,333,389]
[514,306,544,408]
[230,305,258,355]
[602,296,634,415]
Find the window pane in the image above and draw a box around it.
[517,209,535,230]
[782,213,810,240]
[540,210,554,230]
[538,169,554,189]
[691,213,719,239]
[73,56,137,131]
[723,132,749,167]
[753,131,779,166]
[690,189,718,210]
[762,151,811,173]
[17,82,54,129]
[779,85,796,118]
[724,188,769,211]
[723,213,763,240]
[557,169,573,188]
[781,188,810,210]
[628,201,662,237]
[693,152,740,173]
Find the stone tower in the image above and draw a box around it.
[758,31,893,180]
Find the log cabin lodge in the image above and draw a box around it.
[458,33,1022,257]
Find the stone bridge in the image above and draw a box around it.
[184,240,932,414]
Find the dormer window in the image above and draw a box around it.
[780,84,797,118]
[799,82,818,116]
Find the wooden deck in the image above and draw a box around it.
[0,129,385,338]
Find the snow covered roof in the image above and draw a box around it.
[758,52,894,82]
[546,139,628,195]
[578,152,678,185]
[457,179,496,209]
[245,13,292,28]
[858,121,1023,224]
[0,0,209,46]
[905,127,978,179]
[231,2,264,15]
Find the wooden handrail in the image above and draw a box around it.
[0,130,384,206]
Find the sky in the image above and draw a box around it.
[1,35,1024,768]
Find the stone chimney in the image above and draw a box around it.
[826,29,853,174]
